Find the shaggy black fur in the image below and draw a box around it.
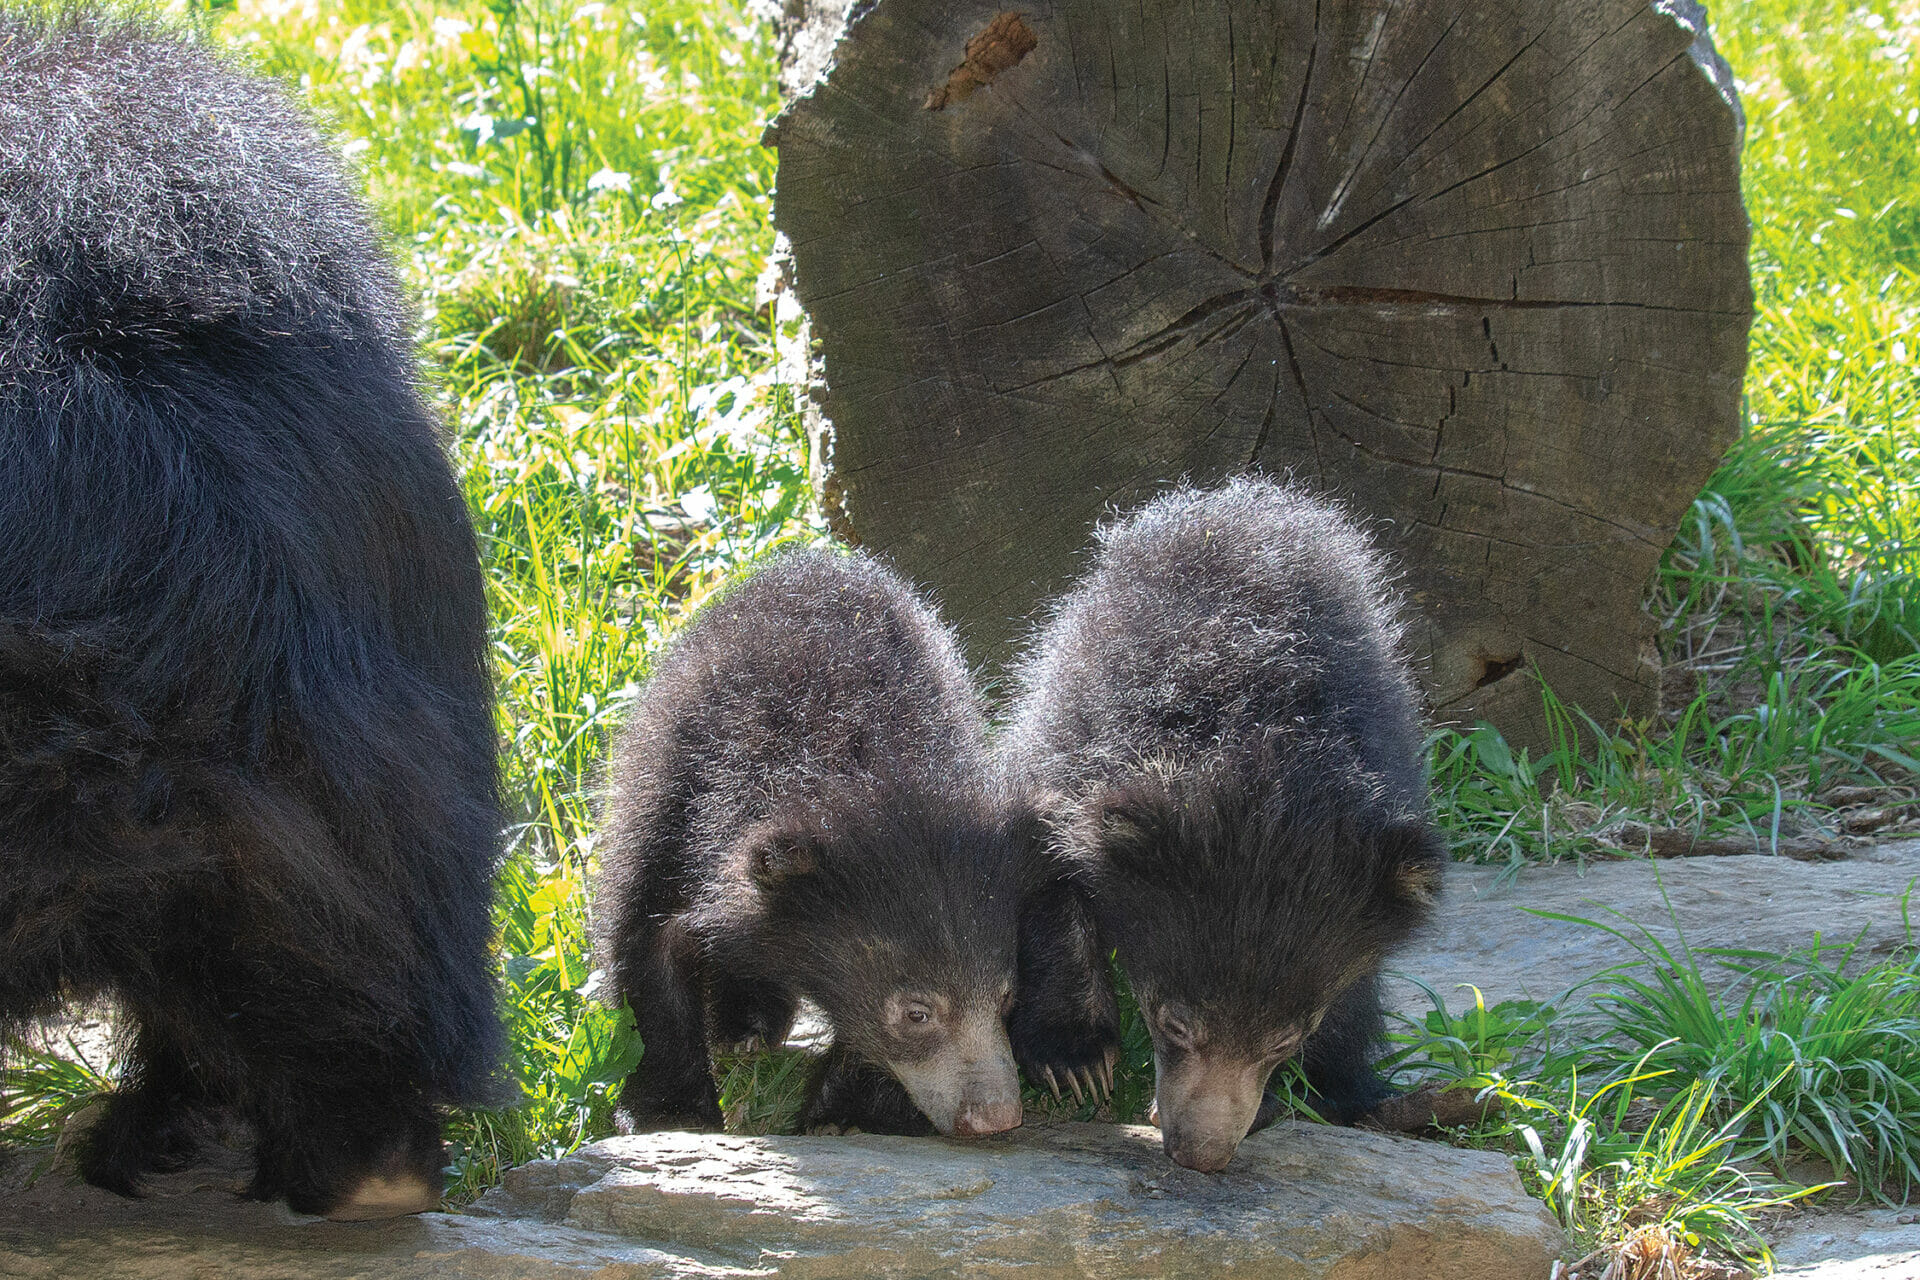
[597,550,1030,1137]
[0,12,503,1215]
[1000,476,1445,1161]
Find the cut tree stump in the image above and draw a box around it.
[768,0,1752,744]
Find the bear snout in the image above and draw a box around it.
[951,1096,1023,1136]
[1149,1051,1269,1173]
[1163,1127,1240,1174]
[889,1009,1024,1136]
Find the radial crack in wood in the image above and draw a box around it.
[770,0,1751,745]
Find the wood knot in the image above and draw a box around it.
[924,12,1038,111]
[1473,651,1524,689]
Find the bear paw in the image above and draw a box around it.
[1020,1042,1117,1106]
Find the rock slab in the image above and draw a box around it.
[487,1122,1566,1279]
[1,1122,1564,1279]
[1385,839,1920,1022]
[1770,1204,1920,1279]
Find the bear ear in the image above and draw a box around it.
[1000,787,1075,891]
[744,822,824,889]
[1086,778,1180,872]
[1376,819,1447,910]
[1005,787,1068,846]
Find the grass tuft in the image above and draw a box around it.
[1500,1066,1822,1275]
[1559,899,1920,1205]
[0,1038,117,1153]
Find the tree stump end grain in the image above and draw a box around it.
[771,0,1752,744]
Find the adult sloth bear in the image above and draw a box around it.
[597,550,1027,1139]
[1001,476,1445,1173]
[0,13,502,1218]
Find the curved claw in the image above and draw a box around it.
[1099,1050,1115,1096]
[1065,1068,1084,1105]
[1077,1067,1098,1103]
[1041,1066,1062,1102]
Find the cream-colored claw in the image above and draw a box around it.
[1042,1065,1062,1102]
[1078,1067,1098,1102]
[1065,1068,1084,1105]
[1099,1050,1116,1095]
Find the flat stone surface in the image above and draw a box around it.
[490,1123,1565,1279]
[1770,1205,1920,1279]
[0,1143,726,1280]
[1385,838,1920,1022]
[1,1122,1565,1279]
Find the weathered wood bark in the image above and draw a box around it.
[769,0,1752,744]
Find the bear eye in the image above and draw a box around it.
[906,1004,932,1025]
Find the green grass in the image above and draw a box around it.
[0,1041,116,1153]
[1377,897,1920,1270]
[1496,1067,1822,1271]
[1380,982,1817,1272]
[1567,904,1920,1205]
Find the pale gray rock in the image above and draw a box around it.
[0,1140,733,1280]
[13,1001,119,1077]
[483,1123,1566,1279]
[1385,839,1920,1022]
[1770,1205,1920,1279]
[1,1121,1564,1279]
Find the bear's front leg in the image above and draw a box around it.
[798,1042,934,1136]
[614,916,724,1132]
[708,972,796,1056]
[1008,879,1120,1104]
[1298,973,1394,1126]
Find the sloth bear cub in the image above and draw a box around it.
[1001,476,1445,1173]
[0,15,502,1217]
[597,550,1027,1138]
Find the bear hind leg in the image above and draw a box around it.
[206,788,457,1220]
[245,1082,445,1219]
[73,1024,209,1197]
[211,954,450,1218]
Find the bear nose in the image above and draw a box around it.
[951,1099,1023,1136]
[1164,1129,1238,1173]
